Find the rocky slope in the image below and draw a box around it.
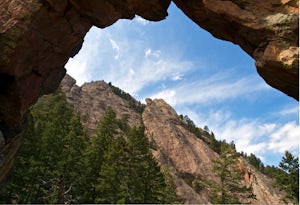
[60,74,142,134]
[0,0,298,185]
[142,98,286,204]
[58,75,287,204]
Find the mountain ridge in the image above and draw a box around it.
[61,74,287,204]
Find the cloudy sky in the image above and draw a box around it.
[65,3,299,166]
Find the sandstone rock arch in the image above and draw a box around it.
[0,0,298,186]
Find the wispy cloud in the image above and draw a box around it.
[109,39,120,60]
[65,14,298,167]
[278,106,299,116]
[177,107,299,165]
[65,26,193,95]
[150,73,268,106]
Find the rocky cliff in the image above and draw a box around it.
[142,98,286,204]
[0,0,298,189]
[60,74,142,134]
[58,75,287,204]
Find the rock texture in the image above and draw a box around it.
[60,74,142,134]
[60,77,288,204]
[0,0,298,188]
[0,0,298,129]
[143,98,219,203]
[238,158,287,205]
[173,0,298,100]
[142,98,286,204]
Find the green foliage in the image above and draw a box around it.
[0,93,179,204]
[275,151,299,203]
[210,143,254,204]
[180,115,204,141]
[95,125,179,203]
[245,153,265,173]
[0,90,88,204]
[82,107,119,202]
[108,82,145,114]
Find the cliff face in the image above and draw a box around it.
[0,0,298,189]
[60,76,288,204]
[142,98,286,204]
[60,74,142,134]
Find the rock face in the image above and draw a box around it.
[60,74,142,134]
[0,0,298,188]
[143,98,219,203]
[1,75,288,203]
[173,0,299,100]
[60,77,288,204]
[238,159,287,205]
[142,98,286,204]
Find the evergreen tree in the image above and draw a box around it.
[126,127,166,203]
[83,107,119,203]
[96,137,128,203]
[0,90,88,204]
[210,143,253,204]
[276,151,299,203]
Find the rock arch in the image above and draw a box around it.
[0,0,298,186]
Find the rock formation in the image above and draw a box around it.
[142,98,286,204]
[0,0,298,188]
[60,74,142,134]
[60,76,288,203]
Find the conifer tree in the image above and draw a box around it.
[95,137,128,203]
[276,151,299,203]
[126,127,166,203]
[0,90,87,204]
[210,143,253,204]
[83,107,119,202]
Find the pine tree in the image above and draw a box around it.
[96,137,128,203]
[276,151,299,203]
[210,143,253,204]
[0,90,88,204]
[125,127,166,203]
[83,107,119,202]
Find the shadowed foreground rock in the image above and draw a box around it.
[0,0,298,187]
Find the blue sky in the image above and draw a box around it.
[65,3,299,166]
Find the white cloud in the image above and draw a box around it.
[135,16,149,25]
[65,58,92,86]
[109,39,120,60]
[65,26,193,95]
[65,26,105,85]
[278,106,299,116]
[149,73,268,106]
[144,48,161,58]
[151,90,177,106]
[176,107,299,165]
[171,72,183,81]
[268,121,299,153]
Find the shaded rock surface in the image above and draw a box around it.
[60,74,142,134]
[0,0,298,189]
